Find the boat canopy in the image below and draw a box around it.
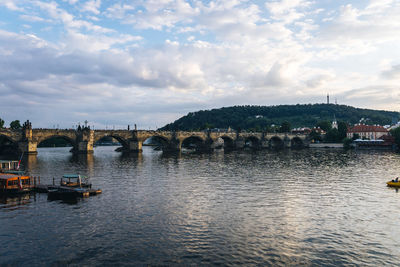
[0,174,28,180]
[4,170,25,175]
[62,174,87,179]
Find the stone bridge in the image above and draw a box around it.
[0,121,310,154]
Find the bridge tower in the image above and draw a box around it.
[75,126,94,154]
[18,120,38,154]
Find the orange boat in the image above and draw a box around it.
[0,173,33,194]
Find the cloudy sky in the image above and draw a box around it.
[1,0,400,129]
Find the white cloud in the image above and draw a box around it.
[0,0,25,12]
[1,0,400,127]
[81,0,101,15]
[265,0,312,24]
[19,14,46,22]
[382,65,400,80]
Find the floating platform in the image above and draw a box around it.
[34,184,102,199]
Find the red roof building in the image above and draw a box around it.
[347,124,388,140]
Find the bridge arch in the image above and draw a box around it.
[0,134,18,145]
[37,135,77,149]
[143,135,170,151]
[0,134,20,155]
[94,135,129,150]
[220,136,235,150]
[269,136,284,149]
[0,133,19,144]
[181,136,205,151]
[244,136,261,149]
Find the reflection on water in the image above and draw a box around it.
[0,194,32,209]
[1,146,400,266]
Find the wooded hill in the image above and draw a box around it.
[160,104,399,131]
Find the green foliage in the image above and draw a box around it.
[0,118,4,128]
[316,120,332,132]
[10,120,21,130]
[352,133,360,140]
[322,121,348,143]
[343,138,354,149]
[159,104,399,131]
[325,128,339,142]
[337,121,348,141]
[279,121,291,133]
[309,130,322,142]
[390,128,400,147]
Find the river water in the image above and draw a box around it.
[1,146,400,266]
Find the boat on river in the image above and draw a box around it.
[44,174,101,200]
[0,160,23,174]
[387,178,400,187]
[60,174,92,188]
[0,173,33,194]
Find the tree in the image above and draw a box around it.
[10,120,21,130]
[0,118,4,128]
[309,130,322,142]
[337,121,348,141]
[352,133,360,140]
[390,127,400,148]
[279,121,291,133]
[325,128,339,142]
[316,120,332,132]
[343,138,354,149]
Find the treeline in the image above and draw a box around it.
[160,104,399,131]
[0,118,22,130]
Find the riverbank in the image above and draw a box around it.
[309,143,343,148]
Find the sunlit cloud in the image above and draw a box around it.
[0,0,399,128]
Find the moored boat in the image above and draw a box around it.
[0,173,33,194]
[0,160,23,174]
[60,174,92,188]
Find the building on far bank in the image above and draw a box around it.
[353,135,396,150]
[346,124,388,140]
[291,127,311,135]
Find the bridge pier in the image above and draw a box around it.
[129,140,143,152]
[18,141,38,155]
[283,136,291,148]
[235,138,245,149]
[73,129,94,154]
[76,141,94,154]
[261,139,269,149]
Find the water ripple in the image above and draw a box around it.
[1,147,400,265]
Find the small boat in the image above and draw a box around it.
[0,160,23,174]
[0,173,33,194]
[46,174,100,200]
[60,174,92,188]
[387,178,400,187]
